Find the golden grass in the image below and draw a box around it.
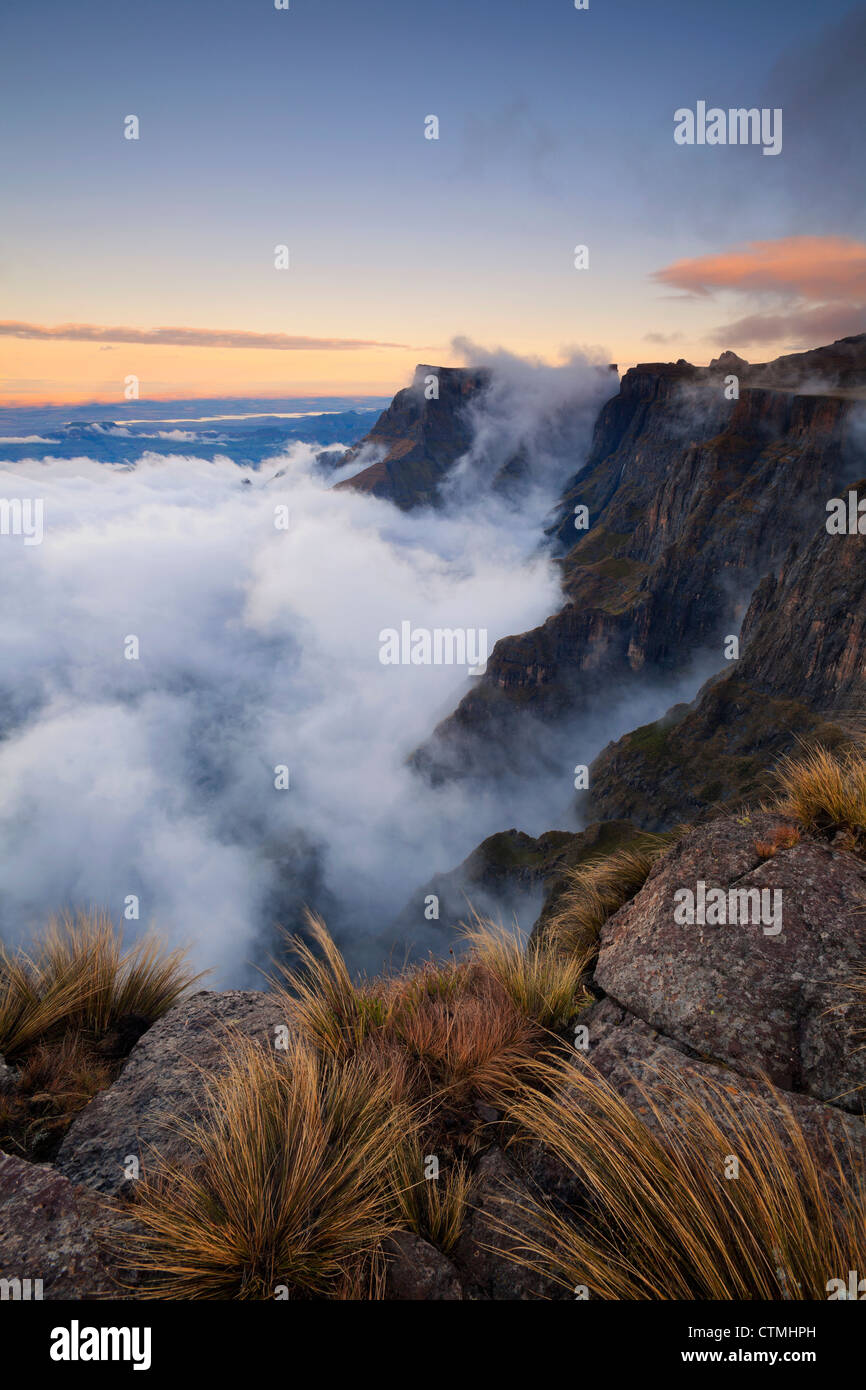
[0,1033,115,1159]
[0,911,201,1058]
[772,743,866,843]
[390,1144,474,1254]
[121,1036,414,1299]
[459,917,593,1029]
[268,912,390,1063]
[120,914,587,1291]
[493,1056,866,1300]
[273,914,585,1123]
[539,840,675,958]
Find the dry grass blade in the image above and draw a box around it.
[121,1036,415,1299]
[0,911,201,1056]
[270,911,389,1062]
[539,840,674,958]
[459,917,593,1029]
[492,1055,866,1300]
[772,743,866,843]
[390,1144,474,1253]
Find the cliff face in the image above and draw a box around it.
[414,336,866,782]
[334,364,491,510]
[587,490,866,828]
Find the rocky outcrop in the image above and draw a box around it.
[389,819,650,946]
[594,813,866,1110]
[334,365,491,509]
[384,1231,464,1300]
[414,337,866,783]
[0,1151,120,1298]
[55,990,281,1195]
[574,997,866,1175]
[587,498,866,828]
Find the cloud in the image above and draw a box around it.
[0,322,410,351]
[652,236,866,351]
[712,302,866,349]
[653,236,866,301]
[0,354,620,984]
[0,435,60,444]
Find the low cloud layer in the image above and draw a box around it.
[0,352,649,982]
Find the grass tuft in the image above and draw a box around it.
[390,1144,474,1254]
[0,910,201,1058]
[538,839,676,958]
[772,744,866,847]
[0,911,201,1159]
[493,1055,866,1300]
[122,1036,413,1299]
[754,823,801,859]
[459,916,592,1029]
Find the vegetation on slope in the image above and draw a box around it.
[0,912,199,1160]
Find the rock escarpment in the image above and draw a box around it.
[414,336,866,783]
[334,364,491,510]
[587,499,866,828]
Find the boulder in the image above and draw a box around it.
[384,1231,464,1300]
[576,997,866,1174]
[55,990,283,1195]
[594,815,866,1110]
[0,1150,120,1299]
[452,1148,565,1300]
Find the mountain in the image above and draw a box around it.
[412,334,866,785]
[334,364,491,509]
[586,486,866,827]
[3,335,866,1303]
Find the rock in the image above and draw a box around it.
[0,1150,120,1298]
[413,337,866,785]
[587,504,866,830]
[574,997,866,1175]
[594,822,866,1110]
[335,365,491,510]
[55,990,283,1195]
[452,1148,565,1300]
[0,1057,16,1094]
[384,1231,464,1300]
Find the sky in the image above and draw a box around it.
[1,0,864,404]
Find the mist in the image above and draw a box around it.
[0,353,715,984]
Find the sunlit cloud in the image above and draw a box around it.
[652,236,866,350]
